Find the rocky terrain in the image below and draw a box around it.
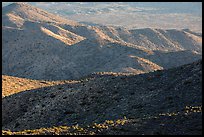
[2,3,202,135]
[2,60,202,135]
[2,2,202,80]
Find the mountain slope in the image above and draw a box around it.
[2,2,80,27]
[2,3,202,80]
[2,60,202,134]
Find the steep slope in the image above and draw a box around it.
[2,2,86,45]
[2,3,202,80]
[2,60,202,135]
[2,23,160,80]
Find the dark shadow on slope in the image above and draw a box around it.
[2,60,202,132]
[2,82,82,131]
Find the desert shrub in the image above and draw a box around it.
[58,87,63,90]
[183,79,192,85]
[50,94,56,98]
[63,96,67,99]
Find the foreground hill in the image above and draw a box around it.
[2,3,202,80]
[2,60,202,135]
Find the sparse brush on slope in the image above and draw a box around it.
[2,60,202,135]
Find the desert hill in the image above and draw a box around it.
[2,3,202,80]
[2,2,80,27]
[2,60,202,135]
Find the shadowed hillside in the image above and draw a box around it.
[2,60,202,135]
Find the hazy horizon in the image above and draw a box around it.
[2,2,202,33]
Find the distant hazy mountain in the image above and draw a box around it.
[2,2,202,33]
[2,3,202,80]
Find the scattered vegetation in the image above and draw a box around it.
[2,117,128,135]
[2,105,202,135]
